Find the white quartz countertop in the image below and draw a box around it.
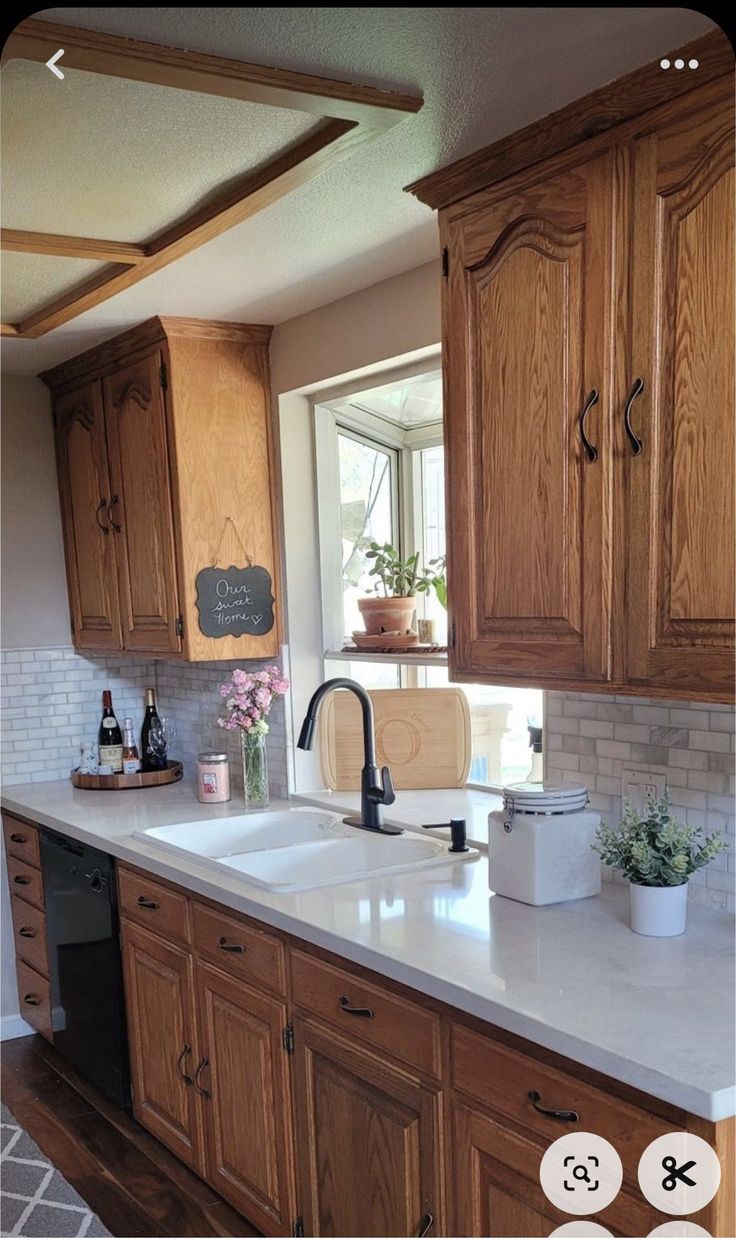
[3,779,734,1121]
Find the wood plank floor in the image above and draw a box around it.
[1,1035,260,1237]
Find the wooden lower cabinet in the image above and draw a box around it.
[292,1014,442,1237]
[195,960,295,1236]
[120,918,205,1171]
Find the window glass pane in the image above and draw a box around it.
[425,666,543,788]
[419,445,447,643]
[324,658,399,690]
[338,432,394,641]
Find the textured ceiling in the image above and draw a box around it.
[1,61,316,240]
[2,6,714,374]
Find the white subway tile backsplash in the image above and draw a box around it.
[546,691,735,912]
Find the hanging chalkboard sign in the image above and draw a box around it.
[195,565,275,638]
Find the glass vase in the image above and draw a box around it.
[240,730,270,809]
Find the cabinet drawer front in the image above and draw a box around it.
[118,866,191,945]
[16,959,53,1043]
[3,817,40,868]
[452,1024,672,1163]
[291,949,441,1078]
[7,859,44,909]
[192,902,285,996]
[11,895,48,977]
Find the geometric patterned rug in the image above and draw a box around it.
[0,1103,111,1238]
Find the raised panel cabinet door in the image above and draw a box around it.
[195,960,295,1236]
[102,352,181,654]
[292,1015,442,1237]
[442,149,617,684]
[54,381,122,650]
[120,918,204,1171]
[626,80,735,698]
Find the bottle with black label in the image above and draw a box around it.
[98,690,123,772]
[141,688,167,772]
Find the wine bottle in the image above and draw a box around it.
[121,717,141,775]
[98,690,123,772]
[141,688,167,772]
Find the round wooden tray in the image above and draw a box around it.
[70,761,183,790]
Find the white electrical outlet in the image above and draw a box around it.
[621,766,668,811]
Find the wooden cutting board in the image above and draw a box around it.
[320,688,472,791]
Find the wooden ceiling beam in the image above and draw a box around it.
[1,230,147,263]
[4,18,423,126]
[15,119,364,338]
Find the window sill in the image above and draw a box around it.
[325,648,448,668]
[293,787,503,847]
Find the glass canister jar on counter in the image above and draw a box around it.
[197,752,231,803]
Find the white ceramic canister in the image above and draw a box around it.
[197,752,231,803]
[488,781,601,905]
[629,880,688,936]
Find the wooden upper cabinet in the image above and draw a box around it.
[103,352,181,654]
[54,381,122,651]
[292,1015,442,1237]
[443,151,615,684]
[626,80,735,697]
[42,317,279,660]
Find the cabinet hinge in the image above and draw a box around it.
[160,361,168,392]
[69,615,75,636]
[282,1023,295,1055]
[449,619,455,649]
[442,246,449,279]
[293,1217,304,1237]
[175,615,183,638]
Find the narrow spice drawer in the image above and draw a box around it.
[291,949,441,1078]
[192,902,286,996]
[3,817,40,868]
[16,959,53,1043]
[451,1023,673,1164]
[117,865,191,946]
[7,860,44,909]
[11,895,48,977]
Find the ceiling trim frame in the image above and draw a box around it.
[1,18,423,339]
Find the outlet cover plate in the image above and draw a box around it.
[621,765,668,812]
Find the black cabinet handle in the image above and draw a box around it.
[177,1043,193,1086]
[578,388,599,462]
[528,1090,580,1122]
[9,832,26,844]
[137,896,159,910]
[339,994,374,1019]
[13,875,30,886]
[95,498,109,534]
[23,994,40,1006]
[218,936,245,954]
[18,927,36,938]
[194,1056,211,1099]
[418,1212,434,1237]
[623,377,644,455]
[107,494,121,533]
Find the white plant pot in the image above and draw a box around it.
[629,880,688,937]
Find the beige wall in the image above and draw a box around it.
[1,374,70,649]
[270,260,441,395]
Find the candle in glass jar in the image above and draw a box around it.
[197,752,231,803]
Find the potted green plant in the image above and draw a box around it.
[593,791,723,937]
[358,542,438,636]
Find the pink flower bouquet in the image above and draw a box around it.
[217,665,289,736]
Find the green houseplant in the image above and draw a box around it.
[357,543,445,637]
[593,790,723,936]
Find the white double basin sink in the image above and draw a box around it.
[133,808,477,893]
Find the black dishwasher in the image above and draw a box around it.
[39,829,131,1108]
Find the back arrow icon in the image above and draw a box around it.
[45,49,65,79]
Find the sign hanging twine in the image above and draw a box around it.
[211,516,253,569]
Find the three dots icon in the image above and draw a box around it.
[660,58,699,70]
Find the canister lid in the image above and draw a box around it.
[502,780,588,814]
[198,751,228,763]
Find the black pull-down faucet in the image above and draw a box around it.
[297,678,402,835]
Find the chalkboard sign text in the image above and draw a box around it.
[195,565,275,638]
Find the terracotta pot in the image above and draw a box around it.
[357,596,416,635]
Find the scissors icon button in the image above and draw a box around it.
[661,1156,697,1191]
